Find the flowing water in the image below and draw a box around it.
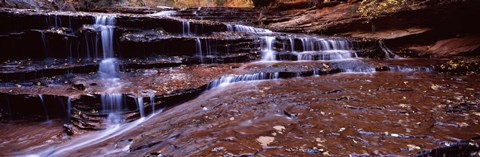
[0,7,479,157]
[260,36,276,61]
[94,15,127,126]
[37,94,49,121]
[227,24,273,33]
[195,38,203,63]
[149,10,177,17]
[182,20,191,35]
[94,15,116,59]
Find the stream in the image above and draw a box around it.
[0,7,479,156]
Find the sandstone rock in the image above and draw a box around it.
[425,36,480,57]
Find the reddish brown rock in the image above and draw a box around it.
[262,0,480,57]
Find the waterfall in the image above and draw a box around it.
[149,10,177,17]
[289,37,295,52]
[195,38,203,63]
[226,24,272,33]
[98,58,120,79]
[67,96,72,121]
[182,21,191,36]
[101,94,124,124]
[260,35,360,61]
[136,98,145,118]
[313,68,319,76]
[93,15,128,125]
[260,36,276,61]
[208,72,279,89]
[94,15,115,59]
[150,96,155,113]
[93,15,118,77]
[38,94,49,121]
[40,31,50,57]
[96,15,120,80]
[226,24,234,32]
[378,40,400,59]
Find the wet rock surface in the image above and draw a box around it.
[1,3,480,156]
[5,71,480,156]
[262,0,480,57]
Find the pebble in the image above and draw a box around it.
[273,125,285,133]
[257,136,275,146]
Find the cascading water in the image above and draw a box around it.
[182,20,191,35]
[101,94,124,124]
[378,40,400,59]
[150,10,177,17]
[40,32,50,57]
[211,30,367,88]
[38,94,49,121]
[94,15,126,125]
[195,38,218,64]
[208,72,279,89]
[226,24,273,33]
[94,15,115,59]
[195,38,203,63]
[67,96,72,121]
[150,96,155,113]
[260,35,360,61]
[260,36,277,62]
[3,7,447,157]
[98,58,120,79]
[136,98,145,118]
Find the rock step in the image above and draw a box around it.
[0,59,439,127]
[261,35,378,52]
[120,33,256,58]
[0,8,228,34]
[173,7,260,24]
[0,8,236,61]
[0,53,255,82]
[0,27,256,61]
[275,50,375,61]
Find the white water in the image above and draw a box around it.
[208,72,279,89]
[210,33,366,89]
[313,68,319,76]
[136,98,145,118]
[95,15,119,80]
[182,20,191,35]
[100,94,124,124]
[195,38,203,63]
[226,24,272,33]
[149,10,177,17]
[24,15,153,156]
[260,36,276,62]
[293,50,358,61]
[38,94,49,121]
[343,68,377,74]
[259,35,359,62]
[195,38,218,64]
[289,37,295,52]
[98,58,120,79]
[28,115,156,156]
[67,96,72,120]
[150,96,155,113]
[40,31,50,57]
[386,66,433,72]
[94,15,115,59]
[378,40,400,59]
[94,15,129,126]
